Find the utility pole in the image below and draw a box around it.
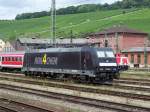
[115,32,119,53]
[70,23,73,45]
[104,31,108,47]
[144,38,147,68]
[51,0,56,47]
[70,29,73,45]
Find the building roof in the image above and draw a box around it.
[91,26,148,36]
[17,37,51,44]
[17,37,89,45]
[122,47,150,53]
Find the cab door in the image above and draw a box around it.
[0,56,2,69]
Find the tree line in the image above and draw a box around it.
[15,0,150,20]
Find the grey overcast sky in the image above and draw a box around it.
[0,0,120,20]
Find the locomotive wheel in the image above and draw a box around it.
[114,73,120,79]
[24,71,28,76]
[24,71,30,76]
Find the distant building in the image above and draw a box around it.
[88,26,149,53]
[122,47,150,67]
[2,41,15,52]
[0,39,5,52]
[14,37,51,51]
[14,37,91,51]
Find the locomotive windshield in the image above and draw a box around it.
[97,51,105,58]
[97,51,114,58]
[106,51,114,57]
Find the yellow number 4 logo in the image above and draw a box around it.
[42,54,47,65]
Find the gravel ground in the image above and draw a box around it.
[0,80,150,109]
[120,71,150,79]
[0,89,114,112]
[0,74,149,96]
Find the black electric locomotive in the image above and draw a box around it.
[22,47,119,83]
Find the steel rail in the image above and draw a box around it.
[114,79,150,86]
[0,76,150,101]
[0,84,150,112]
[0,97,55,112]
[0,105,18,112]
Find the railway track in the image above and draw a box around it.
[112,83,150,92]
[0,98,54,112]
[114,79,150,86]
[0,73,150,101]
[0,105,18,112]
[1,71,150,86]
[120,78,150,82]
[0,83,150,112]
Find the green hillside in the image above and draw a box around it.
[0,8,150,40]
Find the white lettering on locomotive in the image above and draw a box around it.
[47,57,58,65]
[34,54,58,65]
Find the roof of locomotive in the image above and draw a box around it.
[26,47,113,53]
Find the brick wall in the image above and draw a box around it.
[122,34,147,50]
[122,52,150,67]
[88,33,148,53]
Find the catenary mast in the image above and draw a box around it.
[51,0,56,47]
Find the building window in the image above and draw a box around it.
[10,57,12,61]
[5,57,8,61]
[125,54,128,57]
[104,40,108,47]
[19,57,22,61]
[131,54,134,64]
[137,54,141,64]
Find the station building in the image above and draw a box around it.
[122,47,150,67]
[87,26,149,67]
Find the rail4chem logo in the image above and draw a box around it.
[42,54,47,65]
[34,54,58,65]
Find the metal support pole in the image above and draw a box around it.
[70,29,73,44]
[144,40,147,68]
[104,32,108,47]
[51,0,56,47]
[115,32,119,53]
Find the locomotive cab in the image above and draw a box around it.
[94,48,119,81]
